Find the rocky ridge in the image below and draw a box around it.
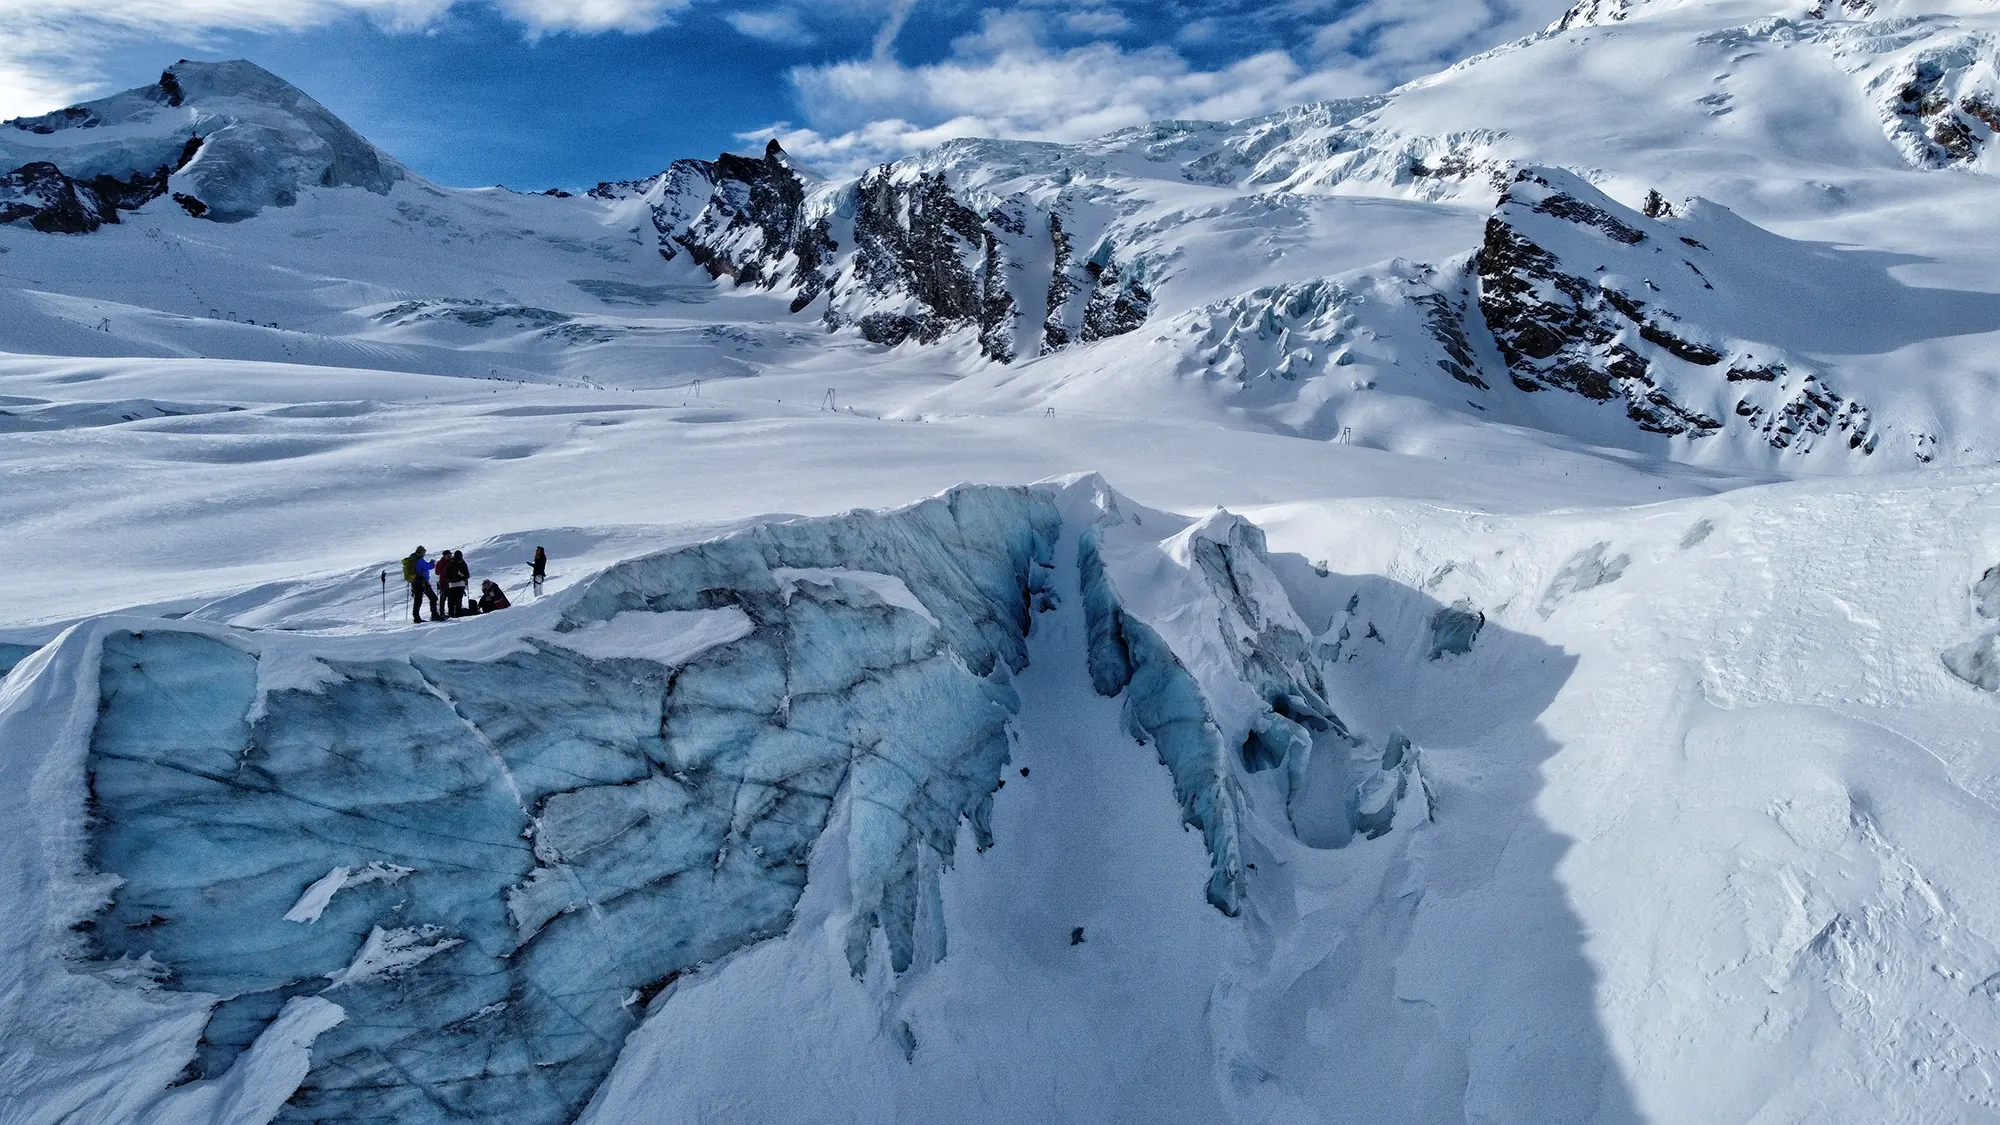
[596,141,1157,363]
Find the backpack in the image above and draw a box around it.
[401,554,419,583]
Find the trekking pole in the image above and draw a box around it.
[380,571,387,621]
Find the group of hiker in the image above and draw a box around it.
[399,544,546,624]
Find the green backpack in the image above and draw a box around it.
[401,554,419,583]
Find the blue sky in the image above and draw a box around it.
[1,1,1570,188]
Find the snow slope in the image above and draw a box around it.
[5,1,2000,1123]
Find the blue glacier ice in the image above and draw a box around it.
[82,485,1058,1125]
[1080,521,1248,913]
[0,641,39,678]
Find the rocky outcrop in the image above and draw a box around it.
[620,144,1154,362]
[831,167,991,346]
[1872,34,2000,170]
[1080,256,1153,344]
[1474,167,1877,453]
[1476,170,1724,435]
[0,133,202,234]
[1546,0,1638,34]
[598,141,836,313]
[0,162,120,233]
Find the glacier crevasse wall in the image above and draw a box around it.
[53,479,1431,1125]
[81,485,1058,1125]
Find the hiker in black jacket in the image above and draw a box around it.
[444,550,470,617]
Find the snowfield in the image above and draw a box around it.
[5,0,2000,1122]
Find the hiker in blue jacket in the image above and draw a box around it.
[402,546,441,623]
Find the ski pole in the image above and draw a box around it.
[380,571,387,621]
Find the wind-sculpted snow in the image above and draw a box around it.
[78,485,1059,1125]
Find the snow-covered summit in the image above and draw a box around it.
[0,59,403,229]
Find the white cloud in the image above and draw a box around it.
[1309,0,1566,81]
[1062,10,1130,36]
[871,0,919,60]
[753,0,1574,174]
[755,12,1376,173]
[498,0,690,33]
[725,7,816,44]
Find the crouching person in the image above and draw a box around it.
[478,579,511,613]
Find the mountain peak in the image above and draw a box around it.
[0,57,402,230]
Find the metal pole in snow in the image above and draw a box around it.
[380,571,387,621]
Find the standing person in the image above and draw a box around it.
[446,550,470,617]
[531,545,547,596]
[402,546,440,623]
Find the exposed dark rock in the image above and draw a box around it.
[978,224,1021,363]
[1546,0,1635,33]
[1080,260,1152,344]
[0,163,110,233]
[1880,43,2000,170]
[1041,213,1076,354]
[1732,370,1875,453]
[1417,289,1489,390]
[1638,322,1723,366]
[1531,190,1646,244]
[628,151,1146,363]
[1475,169,1724,436]
[640,141,836,315]
[841,167,989,347]
[1726,360,1783,382]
